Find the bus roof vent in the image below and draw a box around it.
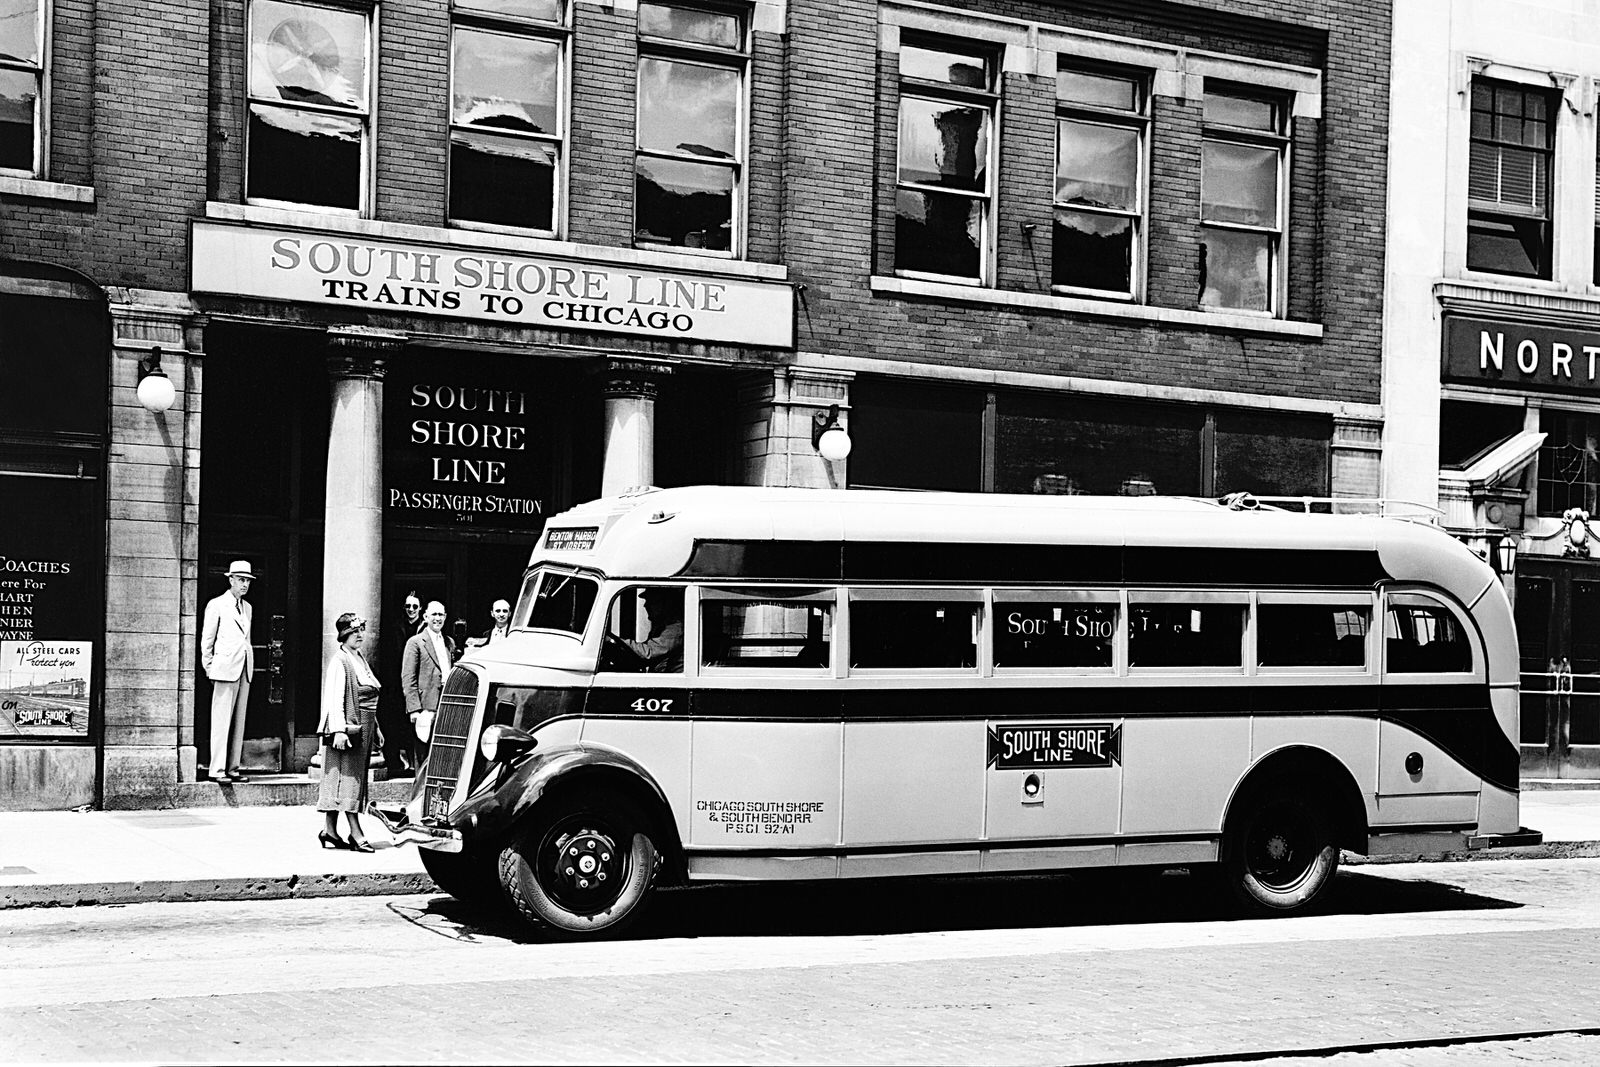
[1221,491,1260,511]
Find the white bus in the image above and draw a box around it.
[382,486,1541,938]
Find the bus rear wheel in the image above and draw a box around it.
[1223,787,1338,915]
[498,791,659,938]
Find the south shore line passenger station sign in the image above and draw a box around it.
[190,222,795,348]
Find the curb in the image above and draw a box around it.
[0,871,438,910]
[1345,841,1600,865]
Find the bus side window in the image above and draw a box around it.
[1258,605,1369,668]
[851,601,979,669]
[701,595,833,669]
[1385,602,1471,673]
[994,600,1115,669]
[1128,603,1245,668]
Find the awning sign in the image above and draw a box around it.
[191,222,795,348]
[986,723,1121,769]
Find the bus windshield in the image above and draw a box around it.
[513,568,599,637]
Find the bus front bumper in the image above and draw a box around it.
[1467,826,1544,850]
[367,803,464,852]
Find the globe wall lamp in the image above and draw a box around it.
[136,346,176,414]
[812,403,852,462]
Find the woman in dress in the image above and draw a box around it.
[317,611,383,852]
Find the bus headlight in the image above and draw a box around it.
[480,724,538,765]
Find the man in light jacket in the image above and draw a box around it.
[200,561,256,782]
[402,600,455,744]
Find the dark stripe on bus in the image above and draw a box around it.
[685,831,1215,859]
[677,539,1391,587]
[683,823,1478,860]
[581,682,1518,793]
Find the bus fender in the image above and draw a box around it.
[452,744,685,875]
[1222,745,1369,854]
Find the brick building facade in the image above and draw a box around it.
[0,0,1391,808]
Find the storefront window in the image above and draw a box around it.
[996,393,1202,497]
[848,379,983,491]
[0,288,108,744]
[1213,410,1329,497]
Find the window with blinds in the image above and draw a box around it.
[1467,79,1555,278]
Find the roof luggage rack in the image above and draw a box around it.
[1219,492,1442,525]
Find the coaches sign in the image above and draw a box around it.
[1443,316,1600,395]
[191,222,794,348]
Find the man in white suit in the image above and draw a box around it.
[200,561,256,782]
[402,600,455,744]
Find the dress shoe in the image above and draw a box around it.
[226,769,248,782]
[347,837,375,853]
[206,774,231,784]
[318,830,350,850]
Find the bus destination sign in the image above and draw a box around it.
[544,527,598,551]
[986,723,1122,769]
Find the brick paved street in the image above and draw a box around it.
[4,859,1600,1064]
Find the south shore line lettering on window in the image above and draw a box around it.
[189,224,795,348]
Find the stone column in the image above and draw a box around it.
[103,290,203,806]
[601,357,674,497]
[736,368,854,488]
[321,328,402,681]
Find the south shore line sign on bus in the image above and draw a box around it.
[986,723,1122,769]
[190,222,795,348]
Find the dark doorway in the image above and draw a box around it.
[1516,556,1600,779]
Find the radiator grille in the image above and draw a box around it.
[422,666,480,823]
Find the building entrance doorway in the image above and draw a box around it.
[1516,557,1600,779]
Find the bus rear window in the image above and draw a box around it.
[851,600,979,669]
[1386,602,1471,673]
[1258,605,1369,668]
[515,570,599,636]
[1129,604,1244,668]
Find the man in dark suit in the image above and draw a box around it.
[402,600,455,746]
[379,589,425,774]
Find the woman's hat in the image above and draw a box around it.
[226,561,255,579]
[336,612,366,641]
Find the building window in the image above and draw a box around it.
[1053,65,1147,297]
[0,0,43,175]
[246,0,371,212]
[449,1,567,232]
[634,1,746,253]
[1199,85,1287,313]
[1538,409,1600,515]
[895,36,998,282]
[1468,80,1554,278]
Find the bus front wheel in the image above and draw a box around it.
[498,790,659,938]
[1222,786,1338,915]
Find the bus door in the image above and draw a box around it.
[839,589,988,875]
[982,591,1122,867]
[1377,589,1486,829]
[687,587,842,878]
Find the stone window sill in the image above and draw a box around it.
[0,176,94,204]
[869,276,1324,338]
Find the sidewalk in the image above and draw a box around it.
[2,787,1599,911]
